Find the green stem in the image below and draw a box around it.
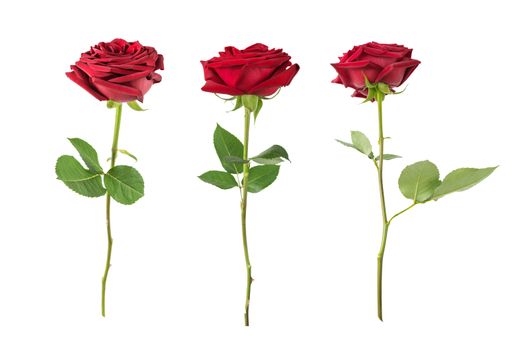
[388,203,417,225]
[375,92,388,322]
[241,107,253,326]
[102,102,122,317]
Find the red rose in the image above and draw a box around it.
[332,42,420,98]
[201,43,300,96]
[66,38,164,102]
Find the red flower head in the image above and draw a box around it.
[332,42,420,98]
[201,43,300,96]
[66,38,164,102]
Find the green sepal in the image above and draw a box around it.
[362,88,376,103]
[261,88,281,100]
[246,165,280,193]
[215,94,237,101]
[364,75,376,89]
[377,82,391,94]
[231,96,243,111]
[398,160,441,203]
[106,100,121,109]
[242,95,259,112]
[55,155,106,198]
[68,138,103,173]
[253,98,263,122]
[251,145,290,165]
[127,101,147,111]
[431,166,497,200]
[198,170,238,190]
[104,165,144,205]
[214,124,244,174]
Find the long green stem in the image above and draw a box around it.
[375,92,388,322]
[102,102,122,317]
[241,107,253,326]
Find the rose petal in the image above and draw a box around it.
[65,68,107,101]
[155,54,164,70]
[235,56,291,92]
[212,65,244,89]
[91,77,142,102]
[108,70,151,83]
[352,89,368,98]
[375,59,420,86]
[248,63,300,96]
[331,61,380,89]
[244,43,269,52]
[201,79,245,95]
[150,72,162,83]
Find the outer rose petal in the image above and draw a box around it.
[248,63,300,96]
[92,78,142,102]
[375,59,421,86]
[155,55,164,70]
[235,61,286,92]
[201,79,245,95]
[244,43,269,51]
[331,61,381,89]
[332,75,343,84]
[151,72,162,83]
[65,67,107,100]
[108,70,151,83]
[396,59,420,86]
[212,65,244,89]
[352,89,368,98]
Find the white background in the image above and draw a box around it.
[1,0,527,348]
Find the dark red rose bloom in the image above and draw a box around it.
[332,42,420,98]
[66,38,164,102]
[201,43,300,96]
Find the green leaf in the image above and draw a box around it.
[337,131,373,158]
[104,165,144,205]
[224,156,248,164]
[55,155,106,197]
[398,160,441,203]
[336,139,355,148]
[375,154,402,161]
[253,98,263,121]
[246,165,280,193]
[118,149,138,161]
[198,171,238,190]
[68,138,103,173]
[350,131,372,157]
[431,166,497,200]
[251,145,290,165]
[127,101,146,111]
[242,95,259,112]
[214,124,244,174]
